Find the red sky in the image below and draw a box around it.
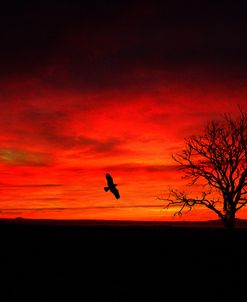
[1,75,246,221]
[1,1,247,221]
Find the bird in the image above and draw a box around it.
[104,173,120,199]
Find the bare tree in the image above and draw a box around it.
[159,110,247,228]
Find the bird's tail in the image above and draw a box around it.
[104,187,109,192]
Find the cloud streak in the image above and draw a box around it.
[0,183,63,188]
[0,148,53,166]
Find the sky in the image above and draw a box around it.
[1,0,247,221]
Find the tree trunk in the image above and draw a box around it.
[223,211,236,229]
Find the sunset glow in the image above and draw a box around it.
[1,78,246,221]
[1,1,247,221]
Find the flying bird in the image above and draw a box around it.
[104,173,120,199]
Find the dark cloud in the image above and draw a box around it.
[39,132,120,151]
[0,184,63,188]
[26,130,122,153]
[0,205,165,213]
[102,163,179,172]
[1,1,247,90]
[10,108,122,152]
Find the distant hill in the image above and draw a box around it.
[1,217,247,228]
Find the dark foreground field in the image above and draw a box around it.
[0,219,246,301]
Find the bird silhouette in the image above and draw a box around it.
[104,173,120,199]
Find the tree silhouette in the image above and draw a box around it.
[159,110,247,228]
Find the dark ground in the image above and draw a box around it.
[0,219,246,301]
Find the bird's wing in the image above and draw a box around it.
[111,187,120,199]
[106,173,114,186]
